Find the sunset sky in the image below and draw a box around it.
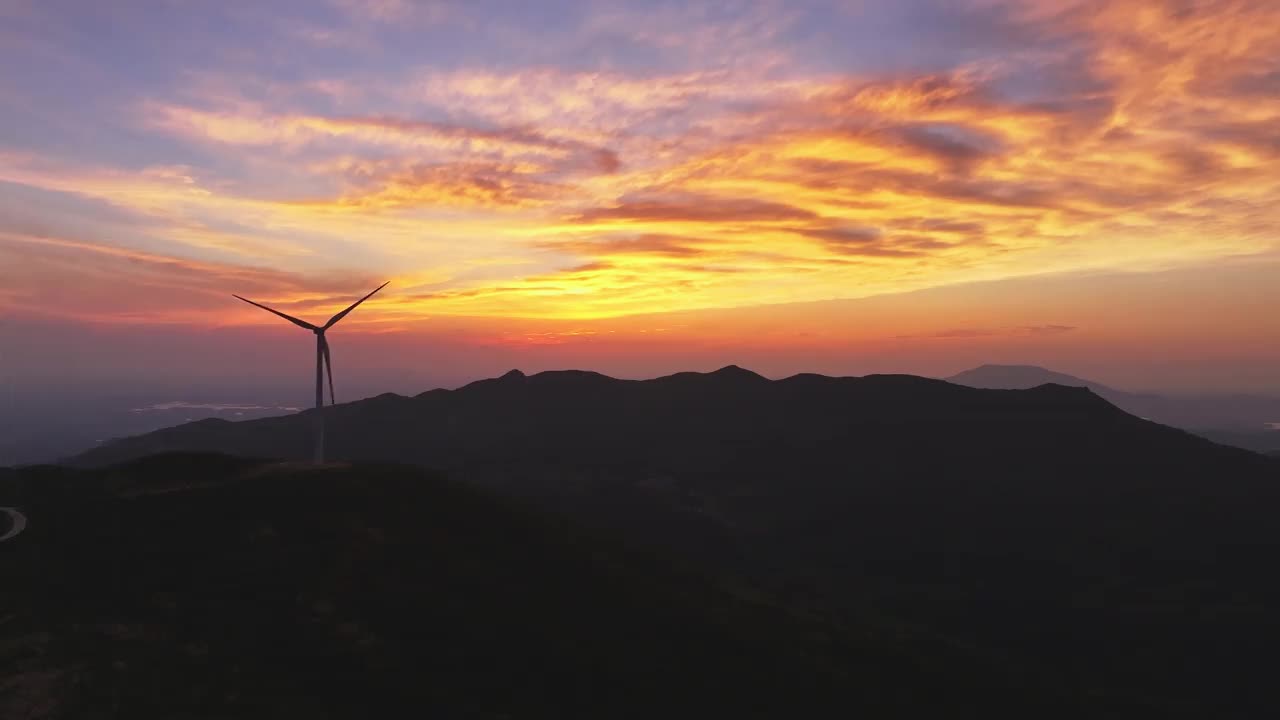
[2,0,1279,397]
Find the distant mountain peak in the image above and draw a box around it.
[500,369,526,381]
[947,364,1113,394]
[709,364,767,380]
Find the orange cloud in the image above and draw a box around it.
[541,234,714,258]
[298,160,565,210]
[570,194,818,225]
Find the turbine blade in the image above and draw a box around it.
[321,334,335,405]
[232,295,318,331]
[323,281,389,330]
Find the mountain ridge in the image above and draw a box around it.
[945,363,1280,452]
[69,366,1138,468]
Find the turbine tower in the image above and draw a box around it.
[233,282,388,464]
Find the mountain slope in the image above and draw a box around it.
[64,368,1280,715]
[946,364,1280,439]
[0,454,1112,718]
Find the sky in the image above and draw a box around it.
[1,0,1279,401]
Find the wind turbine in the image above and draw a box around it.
[233,282,388,464]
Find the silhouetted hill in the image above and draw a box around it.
[74,368,1135,469]
[0,454,1114,718]
[946,364,1119,394]
[947,364,1280,443]
[62,368,1280,714]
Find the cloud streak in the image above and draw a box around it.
[894,325,1078,340]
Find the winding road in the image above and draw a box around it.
[0,508,27,542]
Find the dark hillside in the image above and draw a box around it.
[62,369,1280,715]
[0,455,1116,718]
